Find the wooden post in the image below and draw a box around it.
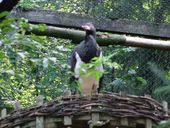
[36,116,44,128]
[36,95,44,106]
[36,95,44,128]
[63,90,71,97]
[14,101,21,110]
[90,103,100,128]
[162,101,168,117]
[144,94,151,98]
[64,116,72,127]
[63,90,72,128]
[1,108,7,118]
[121,118,128,126]
[64,116,72,128]
[119,91,127,96]
[13,101,21,128]
[144,95,152,128]
[15,127,20,128]
[92,113,99,122]
[146,119,152,128]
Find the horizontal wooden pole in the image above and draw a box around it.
[11,7,170,39]
[125,37,170,50]
[29,25,170,50]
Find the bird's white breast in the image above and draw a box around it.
[74,52,103,95]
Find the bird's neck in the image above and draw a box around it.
[85,31,96,41]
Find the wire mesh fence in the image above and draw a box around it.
[102,46,170,104]
[25,0,170,24]
[56,0,170,102]
[18,0,170,103]
[58,0,170,24]
[1,0,170,107]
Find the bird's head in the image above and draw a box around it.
[82,23,95,31]
[82,23,96,38]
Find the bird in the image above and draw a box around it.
[0,0,20,13]
[70,23,103,95]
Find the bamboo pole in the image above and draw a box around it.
[29,25,170,50]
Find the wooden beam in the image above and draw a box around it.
[11,7,170,39]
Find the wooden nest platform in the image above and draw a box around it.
[0,93,169,128]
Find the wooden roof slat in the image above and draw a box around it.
[11,7,170,39]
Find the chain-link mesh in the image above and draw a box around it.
[18,1,170,99]
[60,0,170,24]
[1,0,169,106]
[102,46,170,104]
[55,0,170,102]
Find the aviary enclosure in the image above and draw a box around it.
[0,0,170,128]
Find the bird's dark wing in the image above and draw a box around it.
[69,48,76,83]
[70,41,85,71]
[0,0,20,13]
[70,49,76,72]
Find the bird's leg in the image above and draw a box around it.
[98,76,103,93]
[92,84,98,95]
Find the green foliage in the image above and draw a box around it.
[0,15,72,107]
[148,63,170,104]
[101,47,148,95]
[154,119,170,128]
[79,54,113,80]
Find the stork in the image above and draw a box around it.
[70,23,103,95]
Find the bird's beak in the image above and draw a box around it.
[82,25,91,30]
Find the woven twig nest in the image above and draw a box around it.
[0,93,169,128]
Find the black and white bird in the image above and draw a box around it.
[70,23,103,95]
